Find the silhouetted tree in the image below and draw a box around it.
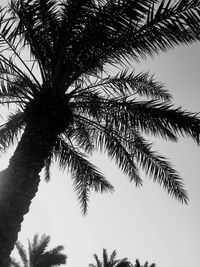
[9,233,67,267]
[134,259,156,267]
[89,249,131,267]
[1,0,200,264]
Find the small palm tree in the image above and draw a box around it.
[134,259,156,267]
[89,250,156,267]
[9,233,67,267]
[89,249,131,267]
[1,0,200,264]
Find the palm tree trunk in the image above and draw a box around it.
[0,118,60,266]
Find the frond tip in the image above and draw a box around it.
[54,137,114,214]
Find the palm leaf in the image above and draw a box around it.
[73,113,189,202]
[11,234,67,267]
[43,150,54,182]
[0,109,25,152]
[0,54,39,101]
[92,128,142,187]
[73,92,200,143]
[70,119,95,154]
[93,253,102,267]
[54,137,114,214]
[15,241,29,267]
[29,234,51,265]
[81,70,171,101]
[37,246,67,267]
[133,133,188,203]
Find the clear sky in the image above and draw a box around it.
[1,1,200,267]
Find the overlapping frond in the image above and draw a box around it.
[37,245,67,267]
[0,109,25,152]
[90,0,200,63]
[15,241,28,267]
[92,128,142,186]
[11,234,67,266]
[90,248,130,267]
[81,70,171,101]
[132,133,188,203]
[0,54,40,102]
[73,112,189,202]
[8,0,59,83]
[73,92,200,143]
[29,234,50,264]
[44,150,54,182]
[92,254,102,267]
[54,136,114,213]
[58,0,200,80]
[4,0,200,88]
[70,119,95,154]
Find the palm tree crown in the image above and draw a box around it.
[89,248,131,267]
[9,233,67,267]
[134,259,156,267]
[0,0,200,213]
[89,249,156,267]
[1,1,200,263]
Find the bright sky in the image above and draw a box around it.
[1,1,200,267]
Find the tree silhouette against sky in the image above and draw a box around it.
[1,0,200,265]
[9,233,67,267]
[89,249,156,267]
[89,248,131,267]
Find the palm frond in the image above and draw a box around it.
[116,259,131,267]
[7,0,59,83]
[103,248,109,266]
[73,113,188,202]
[0,54,39,101]
[54,0,200,79]
[83,98,200,143]
[93,253,102,267]
[43,150,54,182]
[15,241,29,267]
[133,133,188,203]
[91,248,131,267]
[125,101,200,143]
[91,128,142,187]
[74,93,200,143]
[81,70,171,101]
[70,119,95,154]
[109,250,117,264]
[0,109,25,153]
[37,246,67,267]
[12,234,67,267]
[29,234,51,265]
[54,137,114,214]
[95,0,200,62]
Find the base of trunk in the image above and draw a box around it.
[0,167,40,265]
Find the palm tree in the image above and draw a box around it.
[89,250,156,267]
[89,248,131,267]
[0,0,200,264]
[9,233,67,267]
[134,259,156,267]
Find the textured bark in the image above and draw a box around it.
[0,115,64,266]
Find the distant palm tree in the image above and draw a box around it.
[9,233,67,267]
[134,259,156,267]
[1,0,200,264]
[89,249,131,267]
